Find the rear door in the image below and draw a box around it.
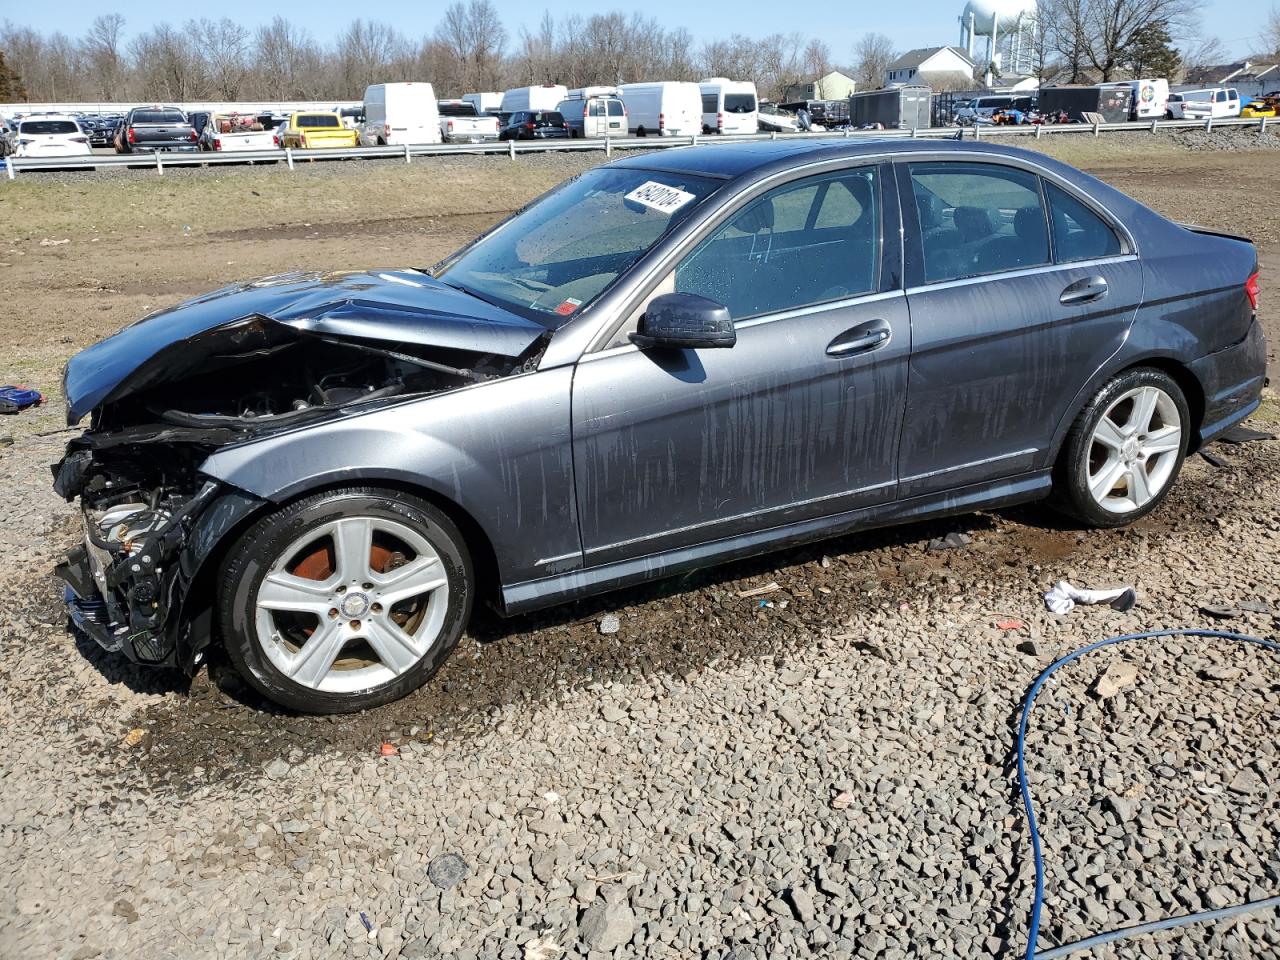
[606,98,626,136]
[897,159,1143,497]
[571,163,910,565]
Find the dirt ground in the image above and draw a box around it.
[2,131,1279,960]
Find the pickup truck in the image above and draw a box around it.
[437,100,500,142]
[117,107,198,153]
[198,114,278,152]
[274,112,358,150]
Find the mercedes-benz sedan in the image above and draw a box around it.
[54,139,1264,712]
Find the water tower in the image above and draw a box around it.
[959,0,1038,86]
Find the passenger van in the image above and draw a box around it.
[1176,87,1241,119]
[699,78,758,134]
[500,85,568,115]
[557,87,627,138]
[618,81,703,137]
[361,82,440,145]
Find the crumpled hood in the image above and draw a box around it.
[63,269,549,423]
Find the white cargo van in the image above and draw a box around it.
[699,78,758,134]
[462,92,503,115]
[618,81,703,137]
[500,85,568,115]
[361,82,441,145]
[1101,78,1168,119]
[556,89,627,138]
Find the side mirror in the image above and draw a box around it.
[630,293,736,350]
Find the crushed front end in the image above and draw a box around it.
[53,436,262,671]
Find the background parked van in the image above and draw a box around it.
[500,85,568,115]
[462,92,503,115]
[699,78,758,134]
[361,82,440,145]
[618,81,702,137]
[557,88,627,138]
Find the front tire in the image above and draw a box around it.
[1052,368,1190,527]
[218,487,473,713]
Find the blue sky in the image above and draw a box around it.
[10,0,1253,60]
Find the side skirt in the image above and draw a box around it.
[500,471,1052,615]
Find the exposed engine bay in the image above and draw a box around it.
[54,314,545,671]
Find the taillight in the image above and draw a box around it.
[383,123,391,138]
[1246,271,1260,311]
[659,111,665,131]
[447,120,454,132]
[273,133,280,147]
[189,129,197,141]
[717,111,723,130]
[300,133,307,147]
[127,127,136,144]
[526,122,535,130]
[214,137,222,150]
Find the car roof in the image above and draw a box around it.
[608,137,1059,182]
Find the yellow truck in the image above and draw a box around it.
[273,111,358,150]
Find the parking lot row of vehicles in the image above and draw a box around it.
[952,82,1279,126]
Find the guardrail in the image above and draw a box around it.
[3,115,1272,179]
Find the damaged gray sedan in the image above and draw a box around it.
[55,139,1264,712]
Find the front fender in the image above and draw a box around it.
[198,369,580,586]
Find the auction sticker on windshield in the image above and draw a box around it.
[625,181,697,214]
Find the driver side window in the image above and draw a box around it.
[672,167,881,321]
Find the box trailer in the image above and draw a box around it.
[850,86,932,129]
[1038,86,1132,123]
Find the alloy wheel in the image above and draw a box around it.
[252,515,450,693]
[1085,385,1183,514]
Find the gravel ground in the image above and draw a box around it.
[2,134,1279,960]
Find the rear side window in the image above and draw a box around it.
[909,162,1050,283]
[674,167,881,319]
[1045,182,1121,262]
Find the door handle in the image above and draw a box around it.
[827,319,891,358]
[1060,276,1109,305]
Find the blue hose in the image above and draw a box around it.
[1018,628,1280,959]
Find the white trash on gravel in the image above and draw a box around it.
[1043,579,1137,614]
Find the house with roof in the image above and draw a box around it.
[1182,61,1277,84]
[782,71,857,103]
[884,47,976,91]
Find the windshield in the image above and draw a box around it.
[20,120,79,134]
[436,166,720,322]
[725,93,756,113]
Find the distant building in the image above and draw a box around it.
[884,47,976,91]
[1182,61,1278,85]
[782,71,857,103]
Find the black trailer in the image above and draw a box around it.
[850,86,932,129]
[1038,85,1132,123]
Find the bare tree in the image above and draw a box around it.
[1052,0,1194,81]
[195,18,251,100]
[253,16,324,99]
[437,0,507,93]
[851,33,895,90]
[130,22,204,100]
[336,19,411,95]
[82,14,126,100]
[1263,5,1280,57]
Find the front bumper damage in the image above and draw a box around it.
[53,457,265,672]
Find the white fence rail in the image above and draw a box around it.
[3,116,1272,180]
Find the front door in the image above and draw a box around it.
[571,163,910,567]
[897,160,1144,497]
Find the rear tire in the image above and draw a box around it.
[218,487,473,713]
[1051,368,1190,528]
